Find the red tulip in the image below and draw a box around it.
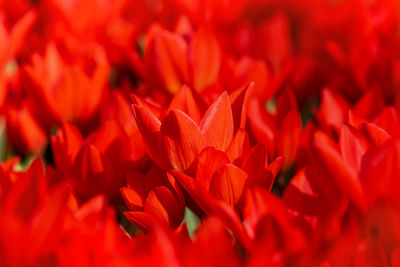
[122,165,185,231]
[23,43,109,125]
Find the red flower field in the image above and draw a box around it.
[1,0,400,266]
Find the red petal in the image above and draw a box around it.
[267,156,284,180]
[124,211,154,232]
[314,88,350,132]
[74,195,106,222]
[131,94,162,118]
[5,159,47,220]
[276,90,302,170]
[30,185,69,253]
[190,26,221,91]
[212,201,252,250]
[360,123,390,147]
[226,129,250,163]
[347,109,367,128]
[167,85,207,124]
[339,124,369,173]
[190,216,242,266]
[6,105,47,154]
[173,171,251,249]
[132,104,169,169]
[51,122,83,171]
[79,144,105,175]
[195,147,230,189]
[87,120,123,153]
[161,109,206,171]
[166,172,186,206]
[144,165,169,194]
[121,186,144,211]
[373,106,400,136]
[209,164,247,207]
[312,131,367,211]
[242,144,270,187]
[7,11,37,62]
[352,89,385,119]
[126,171,146,191]
[247,99,275,155]
[144,186,184,227]
[199,92,234,151]
[230,82,254,131]
[282,168,326,216]
[242,144,268,170]
[171,170,209,212]
[361,141,400,205]
[244,187,306,252]
[143,188,170,226]
[146,30,189,94]
[72,144,118,200]
[173,222,190,241]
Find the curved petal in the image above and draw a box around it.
[132,104,169,169]
[161,109,206,172]
[199,92,233,151]
[209,164,247,207]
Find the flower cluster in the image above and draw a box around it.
[1,0,400,266]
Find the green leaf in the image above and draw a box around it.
[13,155,36,172]
[265,97,277,114]
[182,207,200,238]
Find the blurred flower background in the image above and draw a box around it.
[1,0,400,266]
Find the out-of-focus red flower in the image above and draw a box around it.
[100,90,148,165]
[5,101,48,154]
[282,110,400,265]
[51,122,128,202]
[247,89,303,170]
[244,187,307,266]
[23,43,109,125]
[0,10,36,106]
[143,23,221,95]
[179,216,242,267]
[0,158,136,267]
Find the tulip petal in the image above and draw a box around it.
[30,185,69,254]
[374,106,400,136]
[161,109,206,171]
[339,124,369,173]
[361,141,400,205]
[314,88,350,131]
[51,122,83,171]
[171,170,209,212]
[209,164,247,207]
[132,104,169,169]
[145,186,184,227]
[8,11,37,62]
[230,82,254,131]
[190,26,221,91]
[282,168,326,216]
[267,157,284,182]
[121,186,144,211]
[195,147,230,189]
[131,94,162,118]
[199,92,234,151]
[312,131,367,211]
[124,211,154,232]
[146,30,188,94]
[167,85,207,124]
[226,129,250,163]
